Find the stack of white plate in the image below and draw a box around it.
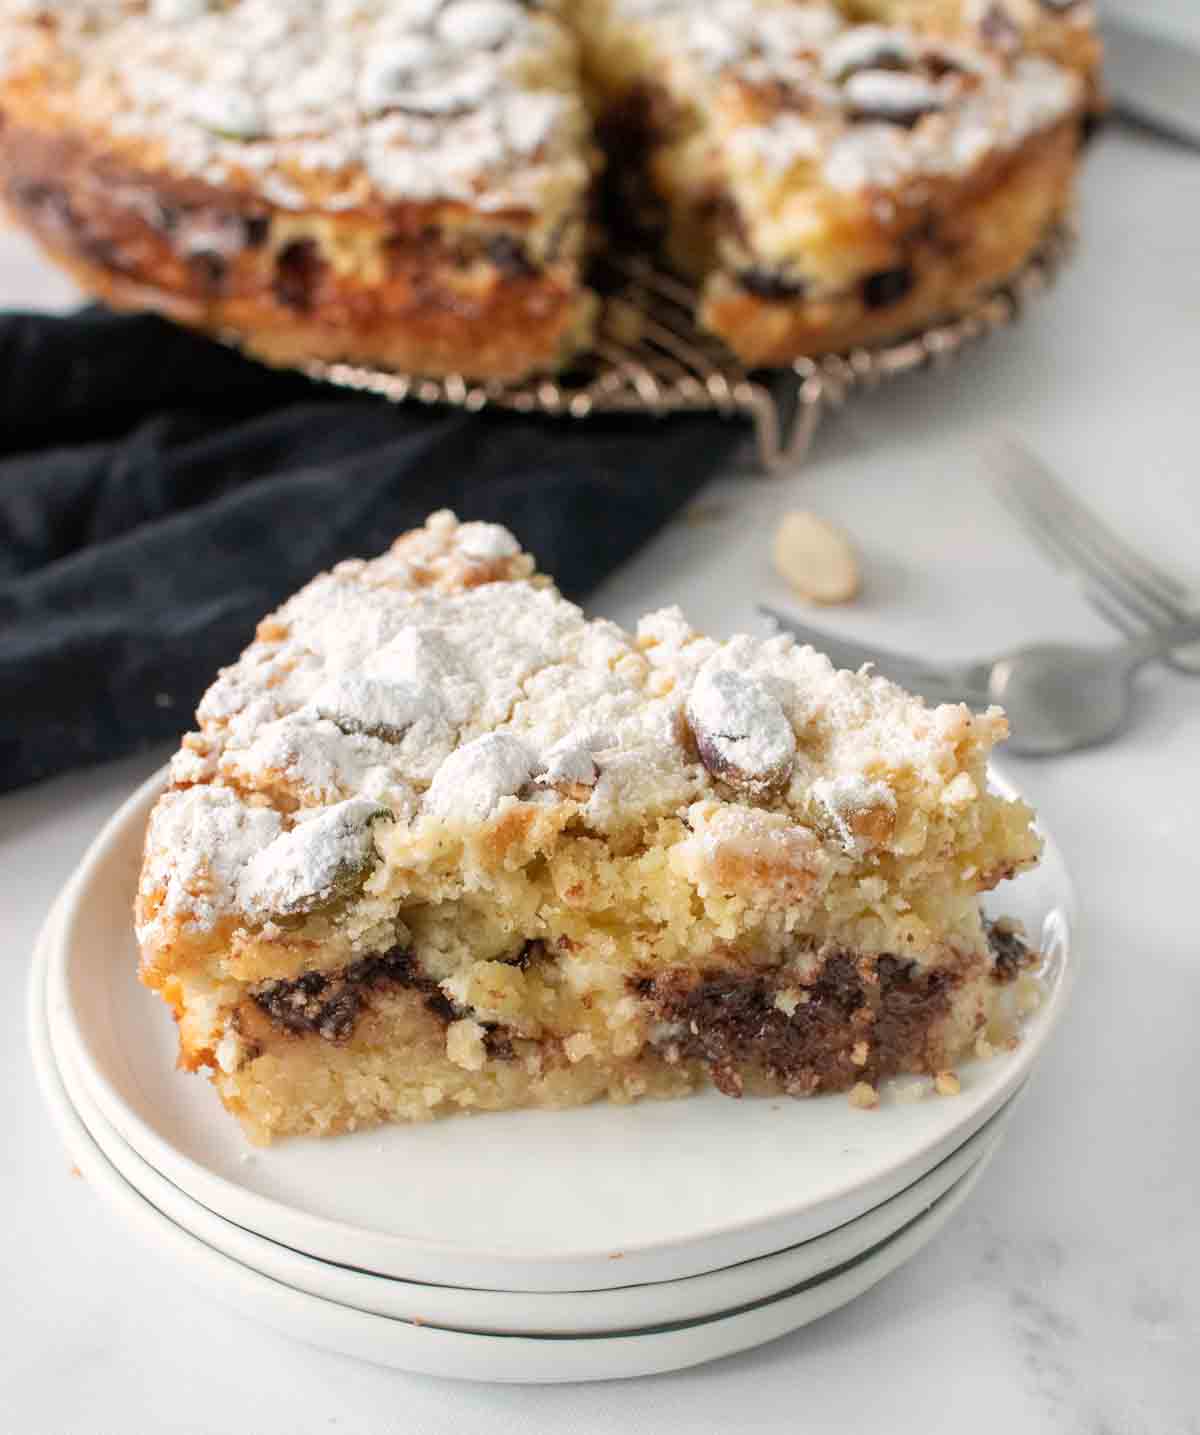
[30,774,1076,1383]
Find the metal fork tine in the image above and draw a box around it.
[986,446,1200,677]
[989,469,1177,636]
[1076,553,1190,633]
[991,461,1186,634]
[1044,471,1192,607]
[990,468,1095,582]
[987,438,1195,619]
[1087,589,1142,640]
[1029,491,1189,625]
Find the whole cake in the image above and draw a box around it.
[0,0,1100,378]
[136,512,1043,1142]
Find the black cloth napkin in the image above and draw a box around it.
[0,308,748,793]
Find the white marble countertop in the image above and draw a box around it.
[3,123,1199,1433]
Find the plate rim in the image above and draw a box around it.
[47,765,1076,1290]
[29,932,989,1382]
[46,906,1015,1331]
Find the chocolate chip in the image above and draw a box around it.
[482,1026,516,1061]
[150,199,181,234]
[188,250,227,292]
[874,954,919,987]
[925,52,968,80]
[508,939,544,969]
[272,238,325,311]
[862,265,914,309]
[737,267,807,302]
[243,213,270,247]
[424,990,459,1024]
[985,918,1031,982]
[637,950,958,1095]
[486,233,536,278]
[252,944,421,1042]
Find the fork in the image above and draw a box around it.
[757,605,1200,756]
[983,436,1200,675]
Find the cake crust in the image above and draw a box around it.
[0,123,595,381]
[135,512,1043,1142]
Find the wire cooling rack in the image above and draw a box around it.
[297,220,1076,473]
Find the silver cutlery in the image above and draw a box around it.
[758,606,1200,756]
[983,435,1200,676]
[1104,17,1200,154]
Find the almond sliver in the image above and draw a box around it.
[772,510,861,605]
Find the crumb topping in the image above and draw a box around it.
[609,0,1086,193]
[0,0,590,211]
[424,732,539,822]
[1,0,1091,214]
[240,797,392,916]
[137,510,1032,947]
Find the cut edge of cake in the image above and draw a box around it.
[578,0,1099,362]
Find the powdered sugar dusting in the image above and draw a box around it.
[540,729,613,789]
[240,797,390,916]
[2,0,1089,217]
[811,775,897,856]
[685,662,797,793]
[367,629,480,727]
[822,25,915,81]
[140,512,1015,938]
[613,0,1084,190]
[0,0,588,211]
[456,522,522,562]
[137,785,284,937]
[220,713,426,805]
[424,732,537,822]
[729,113,821,170]
[309,673,448,745]
[843,69,946,121]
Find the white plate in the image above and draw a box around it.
[49,769,1074,1292]
[49,929,1016,1333]
[30,937,989,1382]
[38,898,1014,1333]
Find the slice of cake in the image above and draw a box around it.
[136,511,1042,1142]
[579,0,1098,363]
[0,0,596,381]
